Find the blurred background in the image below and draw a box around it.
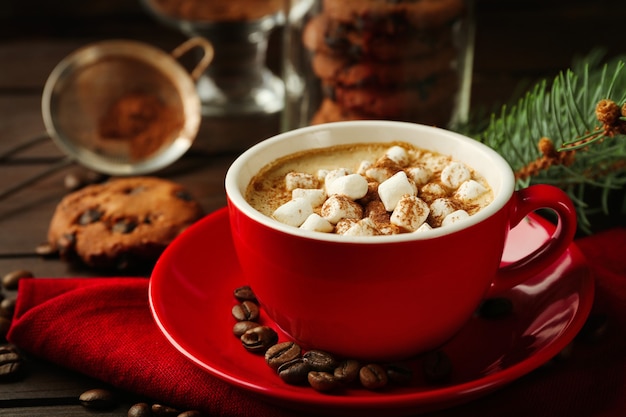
[2,0,625,112]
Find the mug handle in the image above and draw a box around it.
[487,184,577,296]
[171,37,215,82]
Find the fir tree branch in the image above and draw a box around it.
[469,51,626,234]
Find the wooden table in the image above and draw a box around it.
[1,0,625,415]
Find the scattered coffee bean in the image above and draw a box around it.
[151,403,179,416]
[478,297,514,319]
[0,317,11,340]
[265,341,302,371]
[233,285,256,302]
[79,388,117,410]
[308,371,340,392]
[0,297,16,319]
[0,344,24,381]
[64,169,106,191]
[2,269,33,290]
[422,350,452,383]
[232,321,260,337]
[128,402,152,417]
[359,363,388,390]
[386,362,413,385]
[303,350,337,372]
[576,313,609,343]
[241,326,278,353]
[35,241,58,257]
[231,301,260,321]
[278,358,311,385]
[333,359,360,383]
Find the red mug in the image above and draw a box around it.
[225,121,577,360]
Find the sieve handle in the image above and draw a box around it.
[171,37,215,82]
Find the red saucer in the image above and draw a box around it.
[149,207,593,416]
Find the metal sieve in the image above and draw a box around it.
[41,36,213,175]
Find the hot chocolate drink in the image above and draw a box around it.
[246,141,493,236]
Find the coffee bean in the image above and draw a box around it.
[478,297,514,319]
[151,403,179,416]
[232,321,260,337]
[231,301,259,321]
[233,285,256,302]
[2,269,33,290]
[422,350,452,383]
[35,241,58,257]
[359,363,388,390]
[308,371,340,392]
[0,317,11,340]
[79,388,117,410]
[241,326,278,353]
[334,359,360,383]
[303,350,337,372]
[265,341,302,370]
[128,402,152,417]
[0,297,16,319]
[576,313,609,343]
[386,363,413,385]
[0,344,24,381]
[278,358,311,385]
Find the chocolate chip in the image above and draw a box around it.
[175,190,194,201]
[78,208,102,225]
[112,219,137,234]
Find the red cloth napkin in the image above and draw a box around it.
[7,228,626,417]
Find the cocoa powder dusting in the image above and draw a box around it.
[98,92,184,161]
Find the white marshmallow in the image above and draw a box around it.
[390,195,430,232]
[341,217,379,236]
[272,198,314,227]
[429,198,457,226]
[325,173,369,200]
[385,146,409,166]
[442,210,470,227]
[378,171,416,211]
[441,162,471,189]
[320,195,363,224]
[406,165,432,187]
[365,166,395,183]
[285,172,318,191]
[300,213,334,233]
[335,218,358,235]
[292,188,326,207]
[455,180,488,202]
[324,168,351,194]
[316,169,329,182]
[420,182,448,202]
[415,222,433,233]
[357,160,372,175]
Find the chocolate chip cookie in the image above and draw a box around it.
[47,177,203,270]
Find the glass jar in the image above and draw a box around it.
[282,0,475,131]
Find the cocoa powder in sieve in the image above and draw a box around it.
[98,92,184,161]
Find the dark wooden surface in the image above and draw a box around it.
[1,0,625,415]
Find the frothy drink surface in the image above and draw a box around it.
[246,142,493,236]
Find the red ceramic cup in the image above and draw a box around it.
[225,121,577,360]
